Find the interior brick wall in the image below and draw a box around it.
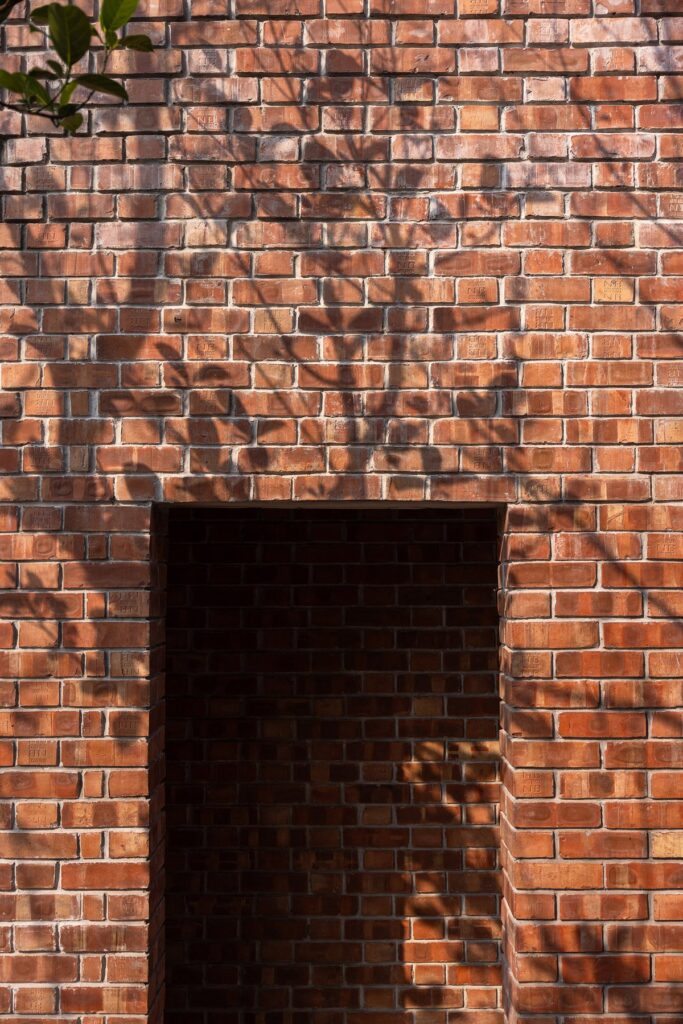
[0,0,683,1020]
[164,508,501,1024]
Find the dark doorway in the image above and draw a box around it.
[164,508,502,1024]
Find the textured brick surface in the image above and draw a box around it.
[1,0,683,1020]
[165,509,501,1024]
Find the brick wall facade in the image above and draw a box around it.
[1,0,683,1019]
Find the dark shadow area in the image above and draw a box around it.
[163,507,502,1024]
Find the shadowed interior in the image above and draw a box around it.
[164,508,502,1024]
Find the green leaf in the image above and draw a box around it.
[47,59,64,76]
[29,3,53,25]
[100,0,138,31]
[121,33,152,51]
[0,68,26,95]
[74,73,128,100]
[47,4,92,67]
[25,75,51,99]
[0,69,52,107]
[59,79,79,104]
[59,111,83,134]
[105,27,117,48]
[22,75,52,105]
[0,0,22,25]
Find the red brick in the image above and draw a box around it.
[558,712,646,738]
[560,893,649,921]
[0,834,76,859]
[0,955,77,982]
[61,863,150,891]
[514,923,602,952]
[561,954,650,983]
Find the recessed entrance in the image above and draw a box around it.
[163,508,502,1024]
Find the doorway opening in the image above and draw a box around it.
[163,508,502,1024]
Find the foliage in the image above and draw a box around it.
[0,0,153,134]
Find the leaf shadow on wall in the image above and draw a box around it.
[10,43,683,1020]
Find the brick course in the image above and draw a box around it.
[0,0,683,1020]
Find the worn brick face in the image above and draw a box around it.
[1,0,683,1020]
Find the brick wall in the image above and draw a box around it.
[164,508,501,1024]
[1,0,683,1019]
